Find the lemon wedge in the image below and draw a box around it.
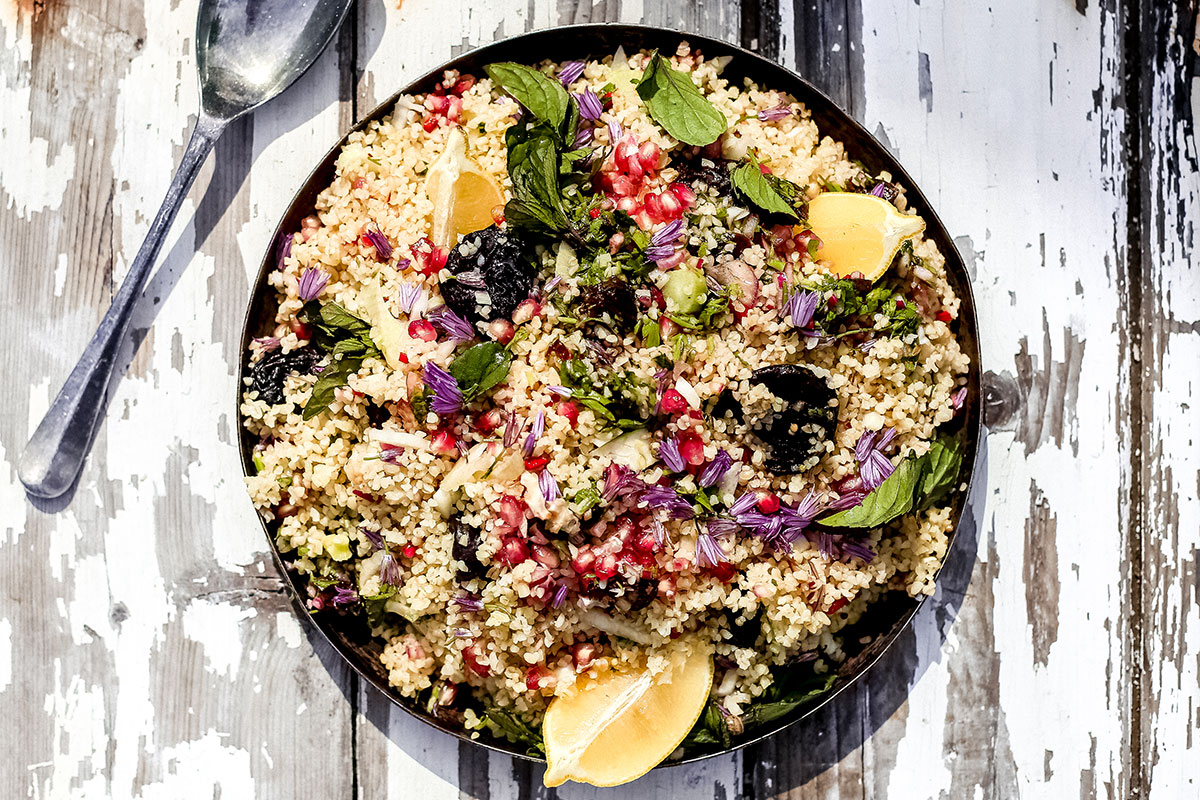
[425,127,505,247]
[805,191,926,281]
[542,640,713,788]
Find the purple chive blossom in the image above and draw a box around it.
[607,119,622,144]
[427,306,475,342]
[602,463,646,502]
[695,532,729,568]
[646,218,685,263]
[855,427,899,491]
[869,181,899,203]
[361,527,384,549]
[523,410,545,456]
[380,445,404,464]
[551,582,569,608]
[729,492,759,516]
[539,468,561,502]
[577,88,603,120]
[546,385,572,397]
[777,491,822,543]
[706,517,740,538]
[397,284,425,315]
[275,233,293,270]
[784,289,819,329]
[396,257,412,271]
[758,104,794,122]
[254,336,281,350]
[422,362,463,415]
[331,583,359,606]
[827,490,866,512]
[380,553,402,586]
[650,517,668,547]
[858,339,878,353]
[453,594,484,613]
[503,413,524,448]
[815,532,834,558]
[558,60,585,85]
[298,267,329,301]
[841,538,876,564]
[952,386,967,411]
[737,510,784,543]
[643,485,694,519]
[544,276,563,293]
[658,437,685,473]
[698,450,732,488]
[363,227,393,261]
[573,125,594,149]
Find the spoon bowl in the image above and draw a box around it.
[19,0,355,500]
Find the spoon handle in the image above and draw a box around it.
[19,114,227,499]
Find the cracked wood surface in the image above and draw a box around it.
[1,0,1196,797]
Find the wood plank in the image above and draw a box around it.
[1136,1,1200,796]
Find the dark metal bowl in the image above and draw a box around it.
[236,23,982,768]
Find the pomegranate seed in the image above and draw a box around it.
[937,310,953,322]
[634,210,655,231]
[524,455,550,472]
[422,115,439,132]
[678,436,705,466]
[658,190,683,218]
[660,388,688,414]
[453,75,475,94]
[757,492,781,513]
[615,139,639,170]
[432,429,458,453]
[526,665,556,692]
[490,204,506,226]
[829,597,849,614]
[475,409,502,433]
[632,530,658,553]
[708,561,737,582]
[670,182,697,207]
[572,642,597,671]
[497,495,526,529]
[594,555,618,581]
[353,177,366,190]
[758,163,772,174]
[650,287,666,309]
[643,192,664,221]
[426,95,448,113]
[611,174,637,197]
[637,140,662,172]
[488,319,515,344]
[289,318,313,340]
[497,537,530,566]
[589,207,601,219]
[463,645,490,677]
[398,353,409,364]
[408,319,437,341]
[555,400,579,427]
[624,156,644,181]
[531,544,560,569]
[895,299,906,309]
[659,317,677,340]
[402,544,417,558]
[446,96,463,123]
[571,547,596,576]
[608,230,628,251]
[828,296,838,307]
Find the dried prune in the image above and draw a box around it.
[677,156,732,196]
[709,388,744,423]
[725,608,763,649]
[746,364,838,474]
[450,516,487,582]
[440,225,536,324]
[577,279,637,332]
[249,346,321,406]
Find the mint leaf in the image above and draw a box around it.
[448,342,512,402]
[820,456,921,528]
[298,301,382,419]
[917,436,963,508]
[504,126,569,235]
[636,52,727,146]
[742,673,836,728]
[731,157,800,220]
[484,63,569,130]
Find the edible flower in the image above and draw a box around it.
[523,410,545,456]
[706,517,739,538]
[573,125,595,149]
[602,463,646,502]
[695,532,729,568]
[379,552,402,586]
[658,437,685,473]
[453,594,484,612]
[361,527,384,549]
[729,492,759,516]
[855,427,898,491]
[422,362,463,415]
[698,450,732,488]
[502,412,524,448]
[646,218,684,264]
[254,336,281,350]
[538,468,560,502]
[397,283,425,315]
[841,539,875,564]
[783,288,819,329]
[577,87,603,120]
[951,386,967,411]
[607,119,622,144]
[330,583,359,606]
[551,582,569,608]
[869,181,898,203]
[642,485,694,519]
[758,104,793,122]
[558,60,585,86]
[362,227,393,261]
[298,267,328,301]
[275,232,292,270]
[427,305,475,342]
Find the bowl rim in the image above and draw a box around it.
[235,21,984,768]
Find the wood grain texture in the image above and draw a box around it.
[0,0,1196,798]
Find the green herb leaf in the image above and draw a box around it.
[504,126,570,236]
[636,52,727,146]
[484,63,569,129]
[820,456,922,528]
[742,673,836,728]
[731,157,800,220]
[682,700,732,749]
[917,436,963,508]
[481,707,545,756]
[448,342,513,402]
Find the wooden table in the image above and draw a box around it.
[3,0,1197,797]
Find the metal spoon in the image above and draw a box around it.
[19,0,353,499]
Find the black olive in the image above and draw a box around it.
[450,516,487,582]
[676,156,732,196]
[365,402,391,427]
[709,389,744,424]
[577,279,638,333]
[249,347,321,406]
[440,225,536,324]
[746,364,838,474]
